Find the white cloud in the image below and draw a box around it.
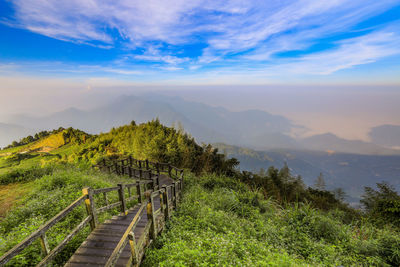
[4,0,400,75]
[269,29,400,75]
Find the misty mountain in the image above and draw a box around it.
[214,143,400,205]
[0,123,34,148]
[369,124,400,148]
[4,94,399,155]
[299,133,399,155]
[8,95,297,149]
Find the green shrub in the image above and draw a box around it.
[143,173,400,266]
[0,166,55,185]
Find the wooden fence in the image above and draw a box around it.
[0,157,184,267]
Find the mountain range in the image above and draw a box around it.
[1,94,399,156]
[213,143,400,205]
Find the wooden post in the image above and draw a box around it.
[162,185,170,220]
[159,189,164,216]
[156,162,160,175]
[181,177,184,191]
[103,192,108,206]
[152,177,157,191]
[128,232,139,266]
[129,156,132,166]
[139,161,142,169]
[39,233,50,256]
[157,173,160,188]
[173,182,177,208]
[146,192,157,239]
[146,159,149,170]
[118,184,127,215]
[128,166,132,177]
[82,187,98,231]
[168,164,172,177]
[139,169,143,179]
[136,181,142,203]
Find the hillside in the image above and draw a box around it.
[299,133,399,155]
[1,120,399,266]
[0,120,237,179]
[143,173,400,266]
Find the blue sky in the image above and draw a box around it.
[0,0,400,85]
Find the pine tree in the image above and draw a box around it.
[314,173,326,190]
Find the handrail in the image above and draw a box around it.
[95,156,184,180]
[1,157,184,266]
[0,194,88,265]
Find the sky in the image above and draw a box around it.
[0,0,400,139]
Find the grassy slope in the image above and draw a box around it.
[0,166,136,266]
[2,123,400,266]
[0,182,32,218]
[143,173,400,266]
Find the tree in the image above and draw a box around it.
[314,173,326,190]
[333,188,346,201]
[361,181,400,225]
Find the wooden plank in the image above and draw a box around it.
[62,160,180,267]
[104,203,146,267]
[74,247,131,258]
[65,262,104,267]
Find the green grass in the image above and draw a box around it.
[143,173,400,266]
[0,182,33,218]
[0,165,137,266]
[0,143,32,155]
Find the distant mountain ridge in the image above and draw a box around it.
[299,133,399,155]
[214,143,400,205]
[369,124,400,148]
[0,123,34,148]
[2,94,399,155]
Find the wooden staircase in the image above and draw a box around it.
[0,158,183,267]
[66,175,174,267]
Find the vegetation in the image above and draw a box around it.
[0,120,236,176]
[361,182,400,227]
[0,165,133,266]
[3,129,61,149]
[1,120,399,266]
[143,173,400,266]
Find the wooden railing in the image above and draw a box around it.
[0,157,184,267]
[0,194,91,266]
[95,156,184,180]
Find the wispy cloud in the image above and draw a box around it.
[3,0,400,77]
[285,32,400,75]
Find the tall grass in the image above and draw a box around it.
[143,173,400,266]
[0,165,134,266]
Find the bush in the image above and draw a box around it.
[0,166,55,185]
[143,173,400,266]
